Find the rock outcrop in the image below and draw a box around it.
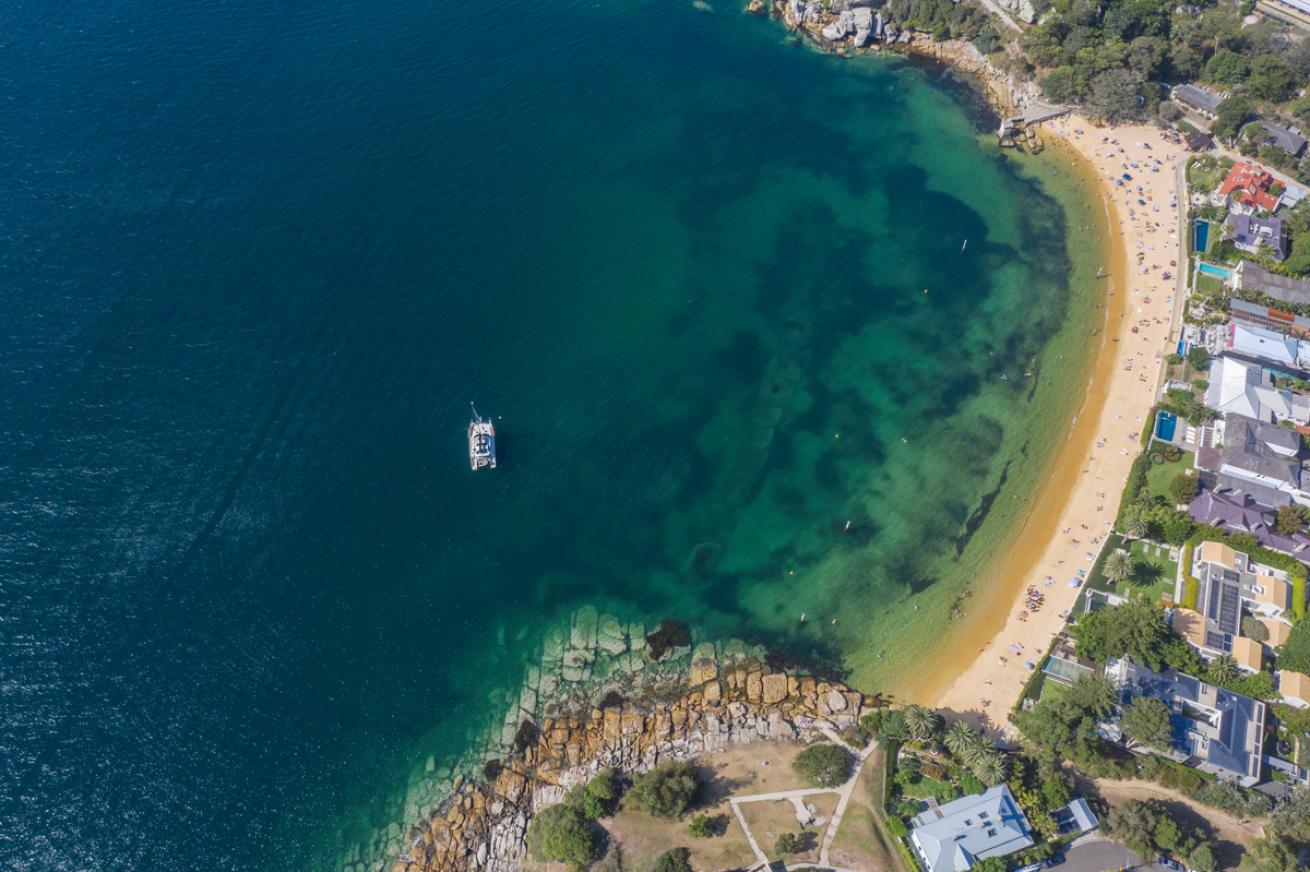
[384,647,877,872]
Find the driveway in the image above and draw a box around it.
[1053,836,1167,872]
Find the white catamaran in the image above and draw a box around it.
[468,404,496,470]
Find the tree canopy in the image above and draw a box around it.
[629,761,699,819]
[1122,697,1173,749]
[793,743,854,788]
[526,804,595,871]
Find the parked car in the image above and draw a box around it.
[1044,853,1066,867]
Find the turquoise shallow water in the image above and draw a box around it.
[0,1,1103,870]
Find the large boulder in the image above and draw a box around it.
[822,9,855,41]
[852,7,874,46]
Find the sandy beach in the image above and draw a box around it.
[917,119,1187,738]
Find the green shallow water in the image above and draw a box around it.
[2,2,1105,870]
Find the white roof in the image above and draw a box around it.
[910,785,1034,872]
[1206,355,1310,424]
[1228,322,1304,369]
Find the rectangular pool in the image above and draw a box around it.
[1198,262,1231,280]
[1194,219,1209,253]
[1156,410,1178,441]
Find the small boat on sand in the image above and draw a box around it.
[468,404,496,470]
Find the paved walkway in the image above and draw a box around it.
[729,730,877,869]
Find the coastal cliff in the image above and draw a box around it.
[382,626,876,872]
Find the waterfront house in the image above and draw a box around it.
[1223,321,1308,371]
[1205,356,1309,424]
[1171,84,1223,119]
[1196,414,1309,507]
[909,785,1034,872]
[1178,540,1293,673]
[1258,121,1308,158]
[1279,670,1310,708]
[1189,486,1310,557]
[1236,261,1310,307]
[1224,213,1289,261]
[1217,162,1282,214]
[1106,658,1266,786]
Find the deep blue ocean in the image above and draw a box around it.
[1,2,1102,870]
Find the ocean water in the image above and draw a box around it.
[0,1,1104,870]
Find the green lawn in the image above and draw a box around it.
[1144,449,1196,503]
[1122,538,1179,604]
[1039,678,1070,704]
[1195,273,1226,300]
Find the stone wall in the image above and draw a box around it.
[387,642,876,872]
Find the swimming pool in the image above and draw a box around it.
[1156,410,1178,441]
[1198,262,1231,280]
[1193,219,1209,253]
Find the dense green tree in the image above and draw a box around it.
[1074,597,1170,669]
[652,847,693,872]
[1269,783,1310,841]
[526,804,595,871]
[1022,26,1069,68]
[1249,55,1296,102]
[1241,835,1300,872]
[688,814,712,838]
[1105,799,1162,858]
[793,743,854,788]
[1087,69,1144,124]
[773,833,798,857]
[1213,96,1256,143]
[1041,66,1079,103]
[1153,814,1183,852]
[1068,672,1117,717]
[1169,473,1199,505]
[1205,49,1250,84]
[1188,843,1218,872]
[1122,697,1173,749]
[876,708,908,744]
[1127,35,1166,78]
[629,761,699,819]
[1276,505,1304,536]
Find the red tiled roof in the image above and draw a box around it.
[1219,162,1280,211]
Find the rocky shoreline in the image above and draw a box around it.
[773,0,1042,122]
[368,611,876,872]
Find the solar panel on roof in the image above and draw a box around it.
[1205,631,1232,651]
[1219,584,1241,633]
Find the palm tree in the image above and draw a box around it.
[1104,550,1135,585]
[904,705,940,742]
[972,751,1009,787]
[944,720,984,763]
[1206,654,1238,687]
[1123,513,1150,540]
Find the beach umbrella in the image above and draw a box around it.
[1024,661,1036,671]
[1069,578,1081,587]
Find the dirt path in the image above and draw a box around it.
[1092,778,1265,848]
